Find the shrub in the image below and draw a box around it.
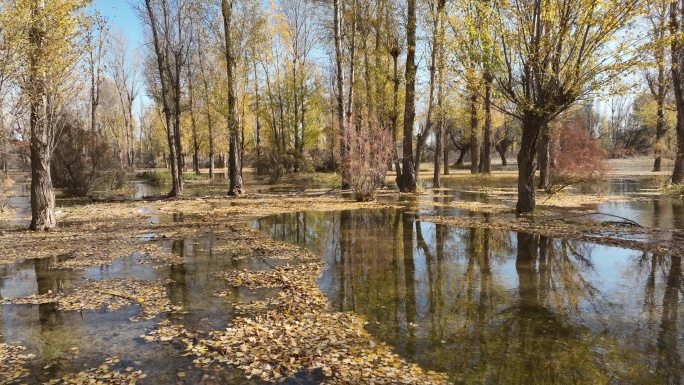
[254,148,289,183]
[52,121,118,197]
[345,120,393,202]
[0,174,13,212]
[309,148,336,172]
[547,127,608,193]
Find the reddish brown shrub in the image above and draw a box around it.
[548,127,608,192]
[345,119,393,202]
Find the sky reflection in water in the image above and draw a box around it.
[256,209,684,384]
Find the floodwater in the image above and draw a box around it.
[255,207,684,384]
[0,233,275,384]
[1,175,684,383]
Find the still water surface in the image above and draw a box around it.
[1,177,683,383]
[0,236,274,384]
[256,209,684,384]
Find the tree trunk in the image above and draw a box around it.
[470,92,479,174]
[456,147,468,165]
[188,66,200,175]
[537,123,550,190]
[222,0,243,195]
[400,0,417,192]
[172,64,184,195]
[517,115,542,213]
[422,0,443,182]
[434,121,442,188]
[654,74,666,172]
[391,49,402,186]
[253,59,261,174]
[293,55,299,172]
[333,0,350,189]
[145,0,182,197]
[199,37,214,180]
[482,71,492,174]
[495,144,508,166]
[444,135,450,175]
[671,0,684,183]
[208,112,215,179]
[28,1,55,231]
[30,145,55,231]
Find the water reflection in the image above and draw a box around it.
[0,235,274,384]
[256,210,684,384]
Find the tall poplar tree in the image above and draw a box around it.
[222,0,244,195]
[397,0,417,192]
[2,0,93,230]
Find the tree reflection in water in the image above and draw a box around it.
[256,209,684,384]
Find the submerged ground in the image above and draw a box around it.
[0,157,683,384]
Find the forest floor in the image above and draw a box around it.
[0,156,680,384]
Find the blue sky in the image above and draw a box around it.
[92,0,144,47]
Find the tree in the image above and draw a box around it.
[84,11,107,136]
[426,0,447,188]
[493,0,642,213]
[644,0,672,172]
[397,0,417,192]
[2,0,94,230]
[670,0,684,183]
[332,0,350,189]
[221,0,244,195]
[108,30,141,169]
[138,0,190,197]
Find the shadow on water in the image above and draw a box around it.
[0,234,276,384]
[256,209,684,384]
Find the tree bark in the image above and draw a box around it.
[390,48,402,186]
[188,63,200,175]
[482,71,492,174]
[517,114,542,213]
[253,59,261,174]
[198,37,214,180]
[456,147,468,165]
[400,0,417,192]
[333,0,350,189]
[29,1,55,231]
[433,120,442,188]
[537,123,550,190]
[470,91,479,174]
[443,132,450,175]
[653,58,667,172]
[222,0,243,195]
[495,144,508,166]
[669,0,683,183]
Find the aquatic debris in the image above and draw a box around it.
[137,251,186,267]
[421,199,512,213]
[537,193,633,207]
[0,344,34,385]
[0,225,174,270]
[143,320,188,342]
[193,262,450,384]
[45,356,146,384]
[7,278,175,321]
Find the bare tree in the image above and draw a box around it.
[397,0,417,192]
[645,0,671,172]
[221,0,244,195]
[138,0,191,197]
[108,30,142,169]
